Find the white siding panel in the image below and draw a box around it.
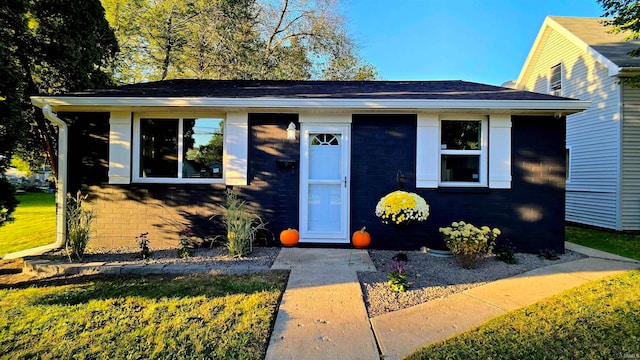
[621,86,640,230]
[566,191,617,229]
[519,28,621,229]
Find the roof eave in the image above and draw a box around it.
[30,96,591,115]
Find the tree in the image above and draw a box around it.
[0,0,118,226]
[257,0,376,80]
[599,0,640,49]
[1,0,118,177]
[102,0,376,82]
[599,0,640,85]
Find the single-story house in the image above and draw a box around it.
[31,80,589,252]
[515,16,640,231]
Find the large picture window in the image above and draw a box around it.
[134,116,224,182]
[440,118,487,186]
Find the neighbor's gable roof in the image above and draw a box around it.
[517,16,640,85]
[31,80,590,114]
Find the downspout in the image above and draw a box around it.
[42,104,67,249]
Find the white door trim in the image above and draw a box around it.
[299,122,351,243]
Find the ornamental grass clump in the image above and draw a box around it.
[220,190,267,258]
[375,190,429,225]
[65,191,94,261]
[439,221,501,269]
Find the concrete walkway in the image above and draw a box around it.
[266,243,639,360]
[371,250,639,359]
[266,248,379,360]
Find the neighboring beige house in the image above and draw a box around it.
[515,16,640,231]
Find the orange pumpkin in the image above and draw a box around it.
[280,228,299,247]
[352,226,371,248]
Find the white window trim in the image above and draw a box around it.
[438,115,488,187]
[132,112,227,184]
[549,63,562,96]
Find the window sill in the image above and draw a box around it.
[132,179,226,185]
[437,186,490,193]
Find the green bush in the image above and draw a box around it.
[0,177,18,227]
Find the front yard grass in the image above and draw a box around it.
[407,268,640,359]
[0,272,288,360]
[566,224,640,261]
[0,192,55,257]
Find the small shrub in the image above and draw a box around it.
[219,190,267,258]
[439,221,500,269]
[177,228,192,258]
[66,191,94,261]
[494,239,518,264]
[538,248,560,260]
[136,232,150,259]
[387,260,409,292]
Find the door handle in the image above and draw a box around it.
[344,176,347,188]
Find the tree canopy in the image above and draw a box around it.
[0,0,118,226]
[102,0,377,82]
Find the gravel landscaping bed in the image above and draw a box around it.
[44,246,281,269]
[358,249,587,318]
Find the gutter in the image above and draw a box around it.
[2,105,68,259]
[29,96,592,115]
[42,104,67,250]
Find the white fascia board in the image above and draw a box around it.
[517,17,621,86]
[516,18,552,88]
[31,96,591,114]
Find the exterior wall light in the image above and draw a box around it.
[287,122,296,140]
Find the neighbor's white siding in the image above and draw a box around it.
[621,85,640,230]
[519,27,621,230]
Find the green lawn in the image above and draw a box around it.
[0,192,56,257]
[566,224,640,261]
[407,269,640,359]
[406,227,640,359]
[0,272,288,360]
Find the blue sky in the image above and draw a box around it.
[343,0,605,85]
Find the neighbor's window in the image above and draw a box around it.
[136,117,223,182]
[549,63,562,96]
[440,119,487,186]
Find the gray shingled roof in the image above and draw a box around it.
[67,80,569,101]
[551,16,640,68]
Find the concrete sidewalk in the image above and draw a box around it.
[266,244,639,360]
[266,248,378,360]
[371,242,639,359]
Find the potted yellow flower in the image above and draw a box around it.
[375,190,429,226]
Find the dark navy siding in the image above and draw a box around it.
[65,112,110,192]
[349,114,566,253]
[64,112,565,252]
[240,113,300,243]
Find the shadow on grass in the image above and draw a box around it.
[2,271,289,307]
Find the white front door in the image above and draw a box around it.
[299,124,350,243]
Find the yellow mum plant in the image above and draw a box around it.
[439,221,501,268]
[375,190,429,225]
